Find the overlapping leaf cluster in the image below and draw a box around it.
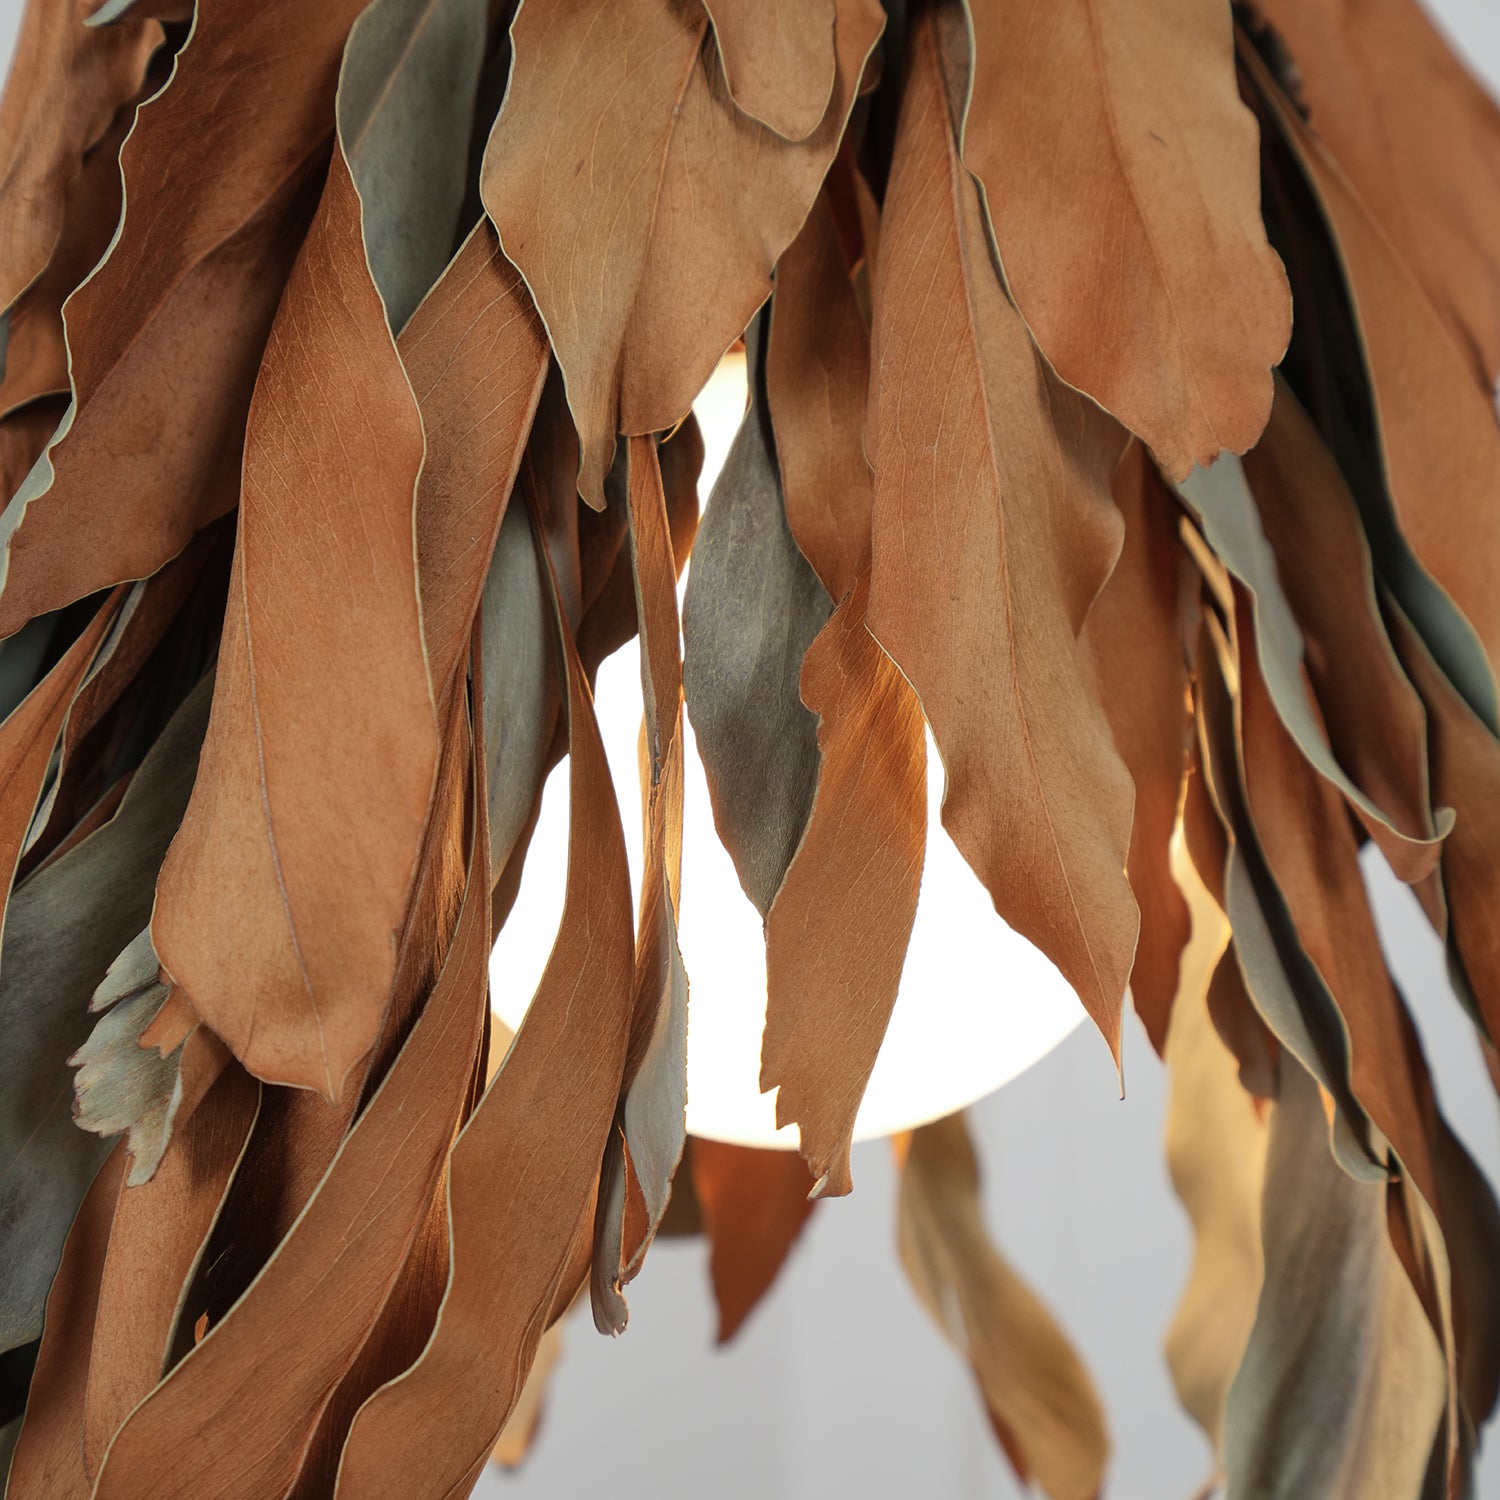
[0,0,1496,1495]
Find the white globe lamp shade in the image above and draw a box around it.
[488,356,1087,1150]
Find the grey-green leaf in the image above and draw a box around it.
[1223,1053,1446,1500]
[339,0,488,335]
[0,673,210,1352]
[681,366,830,918]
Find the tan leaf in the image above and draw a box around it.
[332,514,636,1499]
[866,6,1137,1063]
[1243,39,1500,695]
[1239,378,1447,879]
[898,1113,1110,1500]
[1253,0,1500,385]
[92,698,489,1500]
[1082,442,1195,1054]
[0,0,367,636]
[762,574,925,1195]
[484,0,883,505]
[151,145,437,1098]
[691,1136,817,1343]
[0,0,160,317]
[1223,1055,1446,1500]
[702,0,836,141]
[1163,830,1267,1457]
[961,0,1290,479]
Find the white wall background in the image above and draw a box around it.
[0,4,1495,1497]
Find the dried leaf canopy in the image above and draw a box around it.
[0,0,1496,1495]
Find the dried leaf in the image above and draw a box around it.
[151,90,438,1098]
[77,1034,257,1478]
[1163,833,1267,1457]
[681,341,830,918]
[765,185,872,601]
[332,521,635,1498]
[702,0,836,141]
[491,1315,564,1468]
[1081,443,1194,1053]
[0,0,160,317]
[1178,454,1443,883]
[92,707,488,1499]
[0,0,363,635]
[4,1147,127,1495]
[1243,39,1500,702]
[960,0,1290,479]
[898,1113,1110,1500]
[485,0,884,504]
[762,574,925,1195]
[1253,0,1500,385]
[691,1135,817,1345]
[1223,1055,1446,1500]
[866,6,1137,1063]
[403,223,549,714]
[596,437,692,1326]
[0,673,209,1353]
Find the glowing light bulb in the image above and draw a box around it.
[488,355,1086,1149]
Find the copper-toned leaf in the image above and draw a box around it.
[1178,453,1443,883]
[682,347,829,918]
[92,711,488,1499]
[1163,833,1267,1457]
[596,437,692,1327]
[702,0,836,141]
[4,1147,127,1496]
[0,0,365,635]
[765,185,871,602]
[1243,39,1500,701]
[333,527,635,1498]
[1240,379,1446,876]
[762,574,925,1195]
[867,6,1136,1063]
[1254,0,1500,385]
[0,0,160,319]
[76,1034,257,1479]
[1082,443,1194,1053]
[485,0,884,505]
[151,123,438,1098]
[0,674,209,1352]
[691,1136,816,1343]
[898,1113,1110,1500]
[1223,1055,1446,1500]
[961,0,1290,479]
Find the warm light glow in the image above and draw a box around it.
[489,354,1086,1149]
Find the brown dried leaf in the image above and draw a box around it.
[866,7,1137,1063]
[1253,0,1500,386]
[0,0,363,635]
[961,0,1290,479]
[1239,378,1447,878]
[332,529,635,1498]
[0,0,160,317]
[691,1136,817,1344]
[762,574,925,1196]
[1243,41,1500,691]
[92,707,488,1499]
[484,0,884,505]
[151,145,437,1098]
[1082,442,1194,1054]
[898,1113,1110,1500]
[1223,1055,1446,1500]
[1163,833,1267,1457]
[702,0,836,141]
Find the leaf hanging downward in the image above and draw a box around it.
[701,0,837,142]
[898,1113,1110,1500]
[866,6,1137,1064]
[485,0,884,505]
[960,0,1290,479]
